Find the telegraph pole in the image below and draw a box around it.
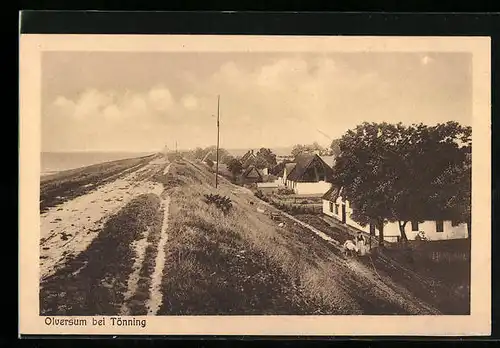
[215,95,220,188]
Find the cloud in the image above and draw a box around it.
[103,104,121,121]
[44,53,470,152]
[148,86,174,111]
[46,57,389,150]
[421,55,432,65]
[181,94,199,111]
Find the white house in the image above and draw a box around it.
[283,154,334,195]
[322,186,469,242]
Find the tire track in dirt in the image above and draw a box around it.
[146,163,172,315]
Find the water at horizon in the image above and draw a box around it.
[41,151,156,176]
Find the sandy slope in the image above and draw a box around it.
[39,158,167,280]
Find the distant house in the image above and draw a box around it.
[241,165,263,183]
[283,154,334,195]
[240,150,257,168]
[322,185,469,242]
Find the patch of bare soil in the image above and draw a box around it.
[145,196,170,315]
[40,193,162,316]
[40,155,155,213]
[40,162,165,280]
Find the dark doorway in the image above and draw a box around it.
[341,204,346,224]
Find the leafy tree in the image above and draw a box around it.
[256,148,277,168]
[200,146,231,164]
[330,139,341,157]
[227,158,243,180]
[218,148,232,164]
[429,146,471,237]
[223,155,234,164]
[291,143,329,159]
[193,147,205,160]
[332,121,471,245]
[291,144,307,158]
[254,156,269,170]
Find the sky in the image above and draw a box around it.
[42,51,472,152]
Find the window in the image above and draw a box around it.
[451,220,460,227]
[329,202,334,213]
[335,204,339,215]
[411,221,419,231]
[436,220,444,233]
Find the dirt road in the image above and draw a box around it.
[40,157,167,280]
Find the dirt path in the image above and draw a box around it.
[119,226,152,315]
[146,163,172,315]
[40,159,166,280]
[146,195,171,315]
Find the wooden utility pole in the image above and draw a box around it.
[215,95,220,188]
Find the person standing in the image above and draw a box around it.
[356,232,366,256]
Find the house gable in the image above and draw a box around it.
[242,165,263,181]
[287,154,334,183]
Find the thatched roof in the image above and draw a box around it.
[322,185,343,202]
[240,150,256,163]
[284,163,297,175]
[287,154,334,182]
[242,165,263,180]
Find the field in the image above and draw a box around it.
[39,154,470,316]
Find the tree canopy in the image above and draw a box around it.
[256,148,277,168]
[332,121,471,244]
[291,142,332,159]
[329,139,341,157]
[227,158,243,178]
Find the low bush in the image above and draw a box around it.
[203,194,233,215]
[276,187,294,195]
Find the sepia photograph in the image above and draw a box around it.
[19,34,491,336]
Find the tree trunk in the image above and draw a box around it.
[398,220,409,243]
[467,219,471,239]
[369,222,375,250]
[378,221,385,247]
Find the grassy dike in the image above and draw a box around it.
[40,193,162,316]
[40,155,155,213]
[154,161,438,315]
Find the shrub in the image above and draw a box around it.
[277,187,294,195]
[203,193,233,215]
[254,190,265,199]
